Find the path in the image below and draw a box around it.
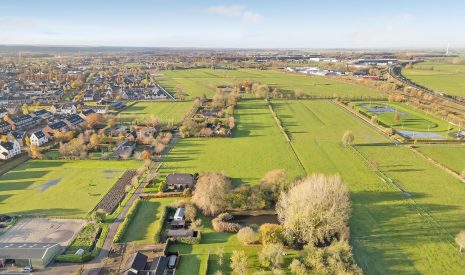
[83,132,179,275]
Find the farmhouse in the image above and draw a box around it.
[122,252,171,275]
[0,243,61,268]
[30,130,48,147]
[0,140,21,160]
[166,173,195,190]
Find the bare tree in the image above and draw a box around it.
[456,230,465,252]
[276,174,351,245]
[230,250,248,275]
[192,172,231,216]
[237,227,258,245]
[341,130,354,146]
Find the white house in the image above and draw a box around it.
[30,130,48,147]
[174,208,185,221]
[0,140,21,160]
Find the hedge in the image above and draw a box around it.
[171,231,202,245]
[153,206,168,243]
[113,198,142,243]
[55,224,109,263]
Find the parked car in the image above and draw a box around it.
[22,266,33,272]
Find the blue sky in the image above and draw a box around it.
[0,0,464,48]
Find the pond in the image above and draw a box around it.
[232,214,278,226]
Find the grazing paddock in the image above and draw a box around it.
[158,99,305,185]
[403,61,465,98]
[416,144,465,174]
[118,101,194,124]
[272,100,465,274]
[0,160,140,217]
[157,68,381,99]
[121,198,176,244]
[0,218,85,247]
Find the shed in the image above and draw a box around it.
[174,208,185,221]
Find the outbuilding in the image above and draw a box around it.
[0,243,61,268]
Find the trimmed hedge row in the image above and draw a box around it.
[55,224,109,263]
[153,206,168,243]
[113,198,142,243]
[171,231,202,245]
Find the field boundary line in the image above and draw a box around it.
[267,100,308,175]
[408,146,465,183]
[348,145,459,251]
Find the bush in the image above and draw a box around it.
[237,227,258,245]
[184,203,197,222]
[259,243,284,268]
[212,213,241,233]
[259,224,285,245]
[172,231,201,244]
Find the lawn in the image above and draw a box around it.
[121,198,176,243]
[416,144,465,174]
[0,159,140,217]
[272,100,465,274]
[118,101,194,124]
[403,61,465,98]
[157,68,381,99]
[158,99,305,185]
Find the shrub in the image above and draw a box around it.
[289,259,307,275]
[237,227,258,245]
[172,231,201,244]
[184,203,197,222]
[259,224,285,245]
[212,213,241,233]
[230,250,248,275]
[259,243,284,268]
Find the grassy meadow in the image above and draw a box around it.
[403,61,465,98]
[158,99,305,185]
[121,198,176,243]
[118,101,194,124]
[272,100,465,274]
[157,69,381,99]
[0,159,140,217]
[416,145,465,174]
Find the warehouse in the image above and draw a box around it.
[0,243,61,268]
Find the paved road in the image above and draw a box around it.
[83,132,180,275]
[39,132,180,275]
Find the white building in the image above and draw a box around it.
[174,208,185,221]
[30,130,48,147]
[0,140,21,160]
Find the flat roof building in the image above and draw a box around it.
[0,242,61,268]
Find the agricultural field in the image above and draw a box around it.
[0,159,140,217]
[353,101,456,139]
[272,100,465,274]
[403,61,465,98]
[158,99,305,185]
[118,101,194,124]
[157,68,381,99]
[416,145,465,174]
[121,198,177,244]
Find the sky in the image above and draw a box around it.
[0,0,464,49]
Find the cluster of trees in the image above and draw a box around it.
[210,173,360,274]
[57,130,103,159]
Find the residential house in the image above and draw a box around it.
[0,140,21,160]
[166,173,195,191]
[7,131,26,147]
[32,109,53,120]
[43,120,69,137]
[0,120,12,134]
[64,114,85,129]
[79,109,96,119]
[134,126,155,139]
[83,105,109,114]
[30,130,48,147]
[0,108,7,119]
[11,114,37,131]
[112,140,135,159]
[50,104,77,115]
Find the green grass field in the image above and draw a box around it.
[353,101,456,136]
[118,101,194,124]
[158,99,305,185]
[416,145,465,174]
[157,69,381,99]
[121,198,176,243]
[0,159,140,217]
[403,61,465,98]
[272,100,465,274]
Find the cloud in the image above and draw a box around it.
[0,17,37,30]
[206,5,264,24]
